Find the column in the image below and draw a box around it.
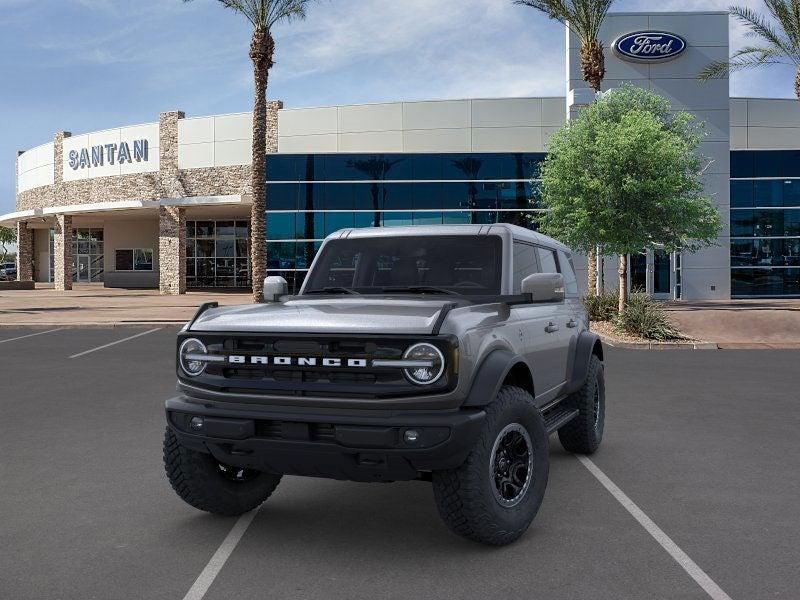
[16,221,33,282]
[159,205,185,295]
[53,214,73,291]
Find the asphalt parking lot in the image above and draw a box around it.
[1,327,799,600]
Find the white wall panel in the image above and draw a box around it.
[402,129,471,153]
[730,126,748,149]
[178,143,214,170]
[16,142,54,193]
[338,103,403,133]
[278,134,338,153]
[541,98,566,126]
[179,117,214,145]
[471,98,542,128]
[691,109,729,142]
[472,127,543,152]
[278,107,338,137]
[648,13,729,47]
[650,78,729,111]
[746,127,800,149]
[214,139,250,167]
[729,99,748,127]
[214,113,251,142]
[748,98,800,128]
[338,131,404,152]
[403,100,471,130]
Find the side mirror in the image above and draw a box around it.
[263,276,288,302]
[521,273,565,303]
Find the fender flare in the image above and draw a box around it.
[462,348,529,407]
[565,331,604,394]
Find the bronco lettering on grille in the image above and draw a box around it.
[227,355,368,368]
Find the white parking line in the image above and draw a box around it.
[68,328,162,359]
[182,508,261,600]
[0,329,63,345]
[577,455,733,600]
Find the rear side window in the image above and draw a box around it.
[512,242,539,293]
[558,250,579,296]
[536,247,559,274]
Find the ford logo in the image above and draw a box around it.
[613,31,687,62]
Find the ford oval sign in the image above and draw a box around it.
[613,31,687,63]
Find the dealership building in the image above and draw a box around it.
[3,10,800,299]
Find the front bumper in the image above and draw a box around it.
[166,396,485,482]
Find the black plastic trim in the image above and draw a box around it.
[565,331,603,394]
[462,349,529,407]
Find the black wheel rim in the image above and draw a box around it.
[217,463,259,483]
[490,423,533,508]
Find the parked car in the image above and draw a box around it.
[0,262,16,281]
[163,224,605,545]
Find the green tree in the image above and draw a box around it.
[699,2,800,100]
[0,226,15,263]
[536,85,722,312]
[184,0,314,302]
[514,0,616,294]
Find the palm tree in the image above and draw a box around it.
[185,0,313,302]
[515,0,616,295]
[699,3,800,101]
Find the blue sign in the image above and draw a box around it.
[613,31,687,62]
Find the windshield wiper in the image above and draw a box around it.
[380,286,459,296]
[304,287,361,295]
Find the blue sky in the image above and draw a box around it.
[1,0,797,215]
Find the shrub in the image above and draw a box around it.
[614,293,684,341]
[583,290,619,322]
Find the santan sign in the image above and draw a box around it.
[613,31,687,62]
[68,139,149,170]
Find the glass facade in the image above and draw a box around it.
[265,153,546,292]
[731,151,800,297]
[186,220,251,288]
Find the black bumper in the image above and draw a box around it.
[165,396,485,483]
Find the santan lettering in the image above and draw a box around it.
[629,35,674,56]
[68,139,149,170]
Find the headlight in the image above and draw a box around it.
[403,343,445,385]
[179,338,208,377]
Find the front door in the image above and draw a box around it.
[77,255,90,282]
[652,249,672,299]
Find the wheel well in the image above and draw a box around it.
[503,362,534,396]
[592,339,604,361]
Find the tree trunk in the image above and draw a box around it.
[618,254,628,313]
[587,246,597,296]
[796,67,800,102]
[580,40,605,92]
[249,29,275,303]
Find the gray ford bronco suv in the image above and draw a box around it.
[164,224,605,545]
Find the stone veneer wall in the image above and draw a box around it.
[53,214,73,291]
[158,206,186,295]
[16,222,33,281]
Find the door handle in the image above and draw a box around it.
[545,322,559,333]
[567,319,578,328]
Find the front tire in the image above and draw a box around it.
[558,354,605,454]
[432,386,549,546]
[163,427,282,516]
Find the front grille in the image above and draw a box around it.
[254,420,336,442]
[179,333,456,399]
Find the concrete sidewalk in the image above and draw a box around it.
[0,284,251,327]
[665,300,800,349]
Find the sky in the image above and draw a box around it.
[0,0,797,215]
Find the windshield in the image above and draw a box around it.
[303,235,503,296]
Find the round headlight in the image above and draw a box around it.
[179,338,208,377]
[403,343,445,385]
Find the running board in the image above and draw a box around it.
[543,407,579,434]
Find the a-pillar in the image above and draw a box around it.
[53,214,73,291]
[16,221,34,282]
[159,205,186,295]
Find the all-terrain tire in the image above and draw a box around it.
[163,427,282,516]
[558,354,605,455]
[431,386,549,546]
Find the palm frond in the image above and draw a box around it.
[699,46,788,80]
[515,0,616,43]
[730,5,800,64]
[764,0,800,45]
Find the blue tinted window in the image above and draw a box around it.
[267,184,299,210]
[412,211,443,225]
[730,152,754,178]
[445,155,484,180]
[381,183,413,210]
[785,210,800,235]
[441,183,469,209]
[267,155,299,181]
[443,211,472,224]
[730,210,753,237]
[266,242,296,269]
[353,183,379,210]
[266,213,295,240]
[355,212,379,228]
[783,180,800,207]
[412,154,442,180]
[325,212,355,236]
[296,184,325,211]
[730,181,753,208]
[754,180,783,207]
[413,183,443,209]
[499,182,532,209]
[382,212,413,227]
[324,183,354,210]
[732,268,800,296]
[754,151,783,177]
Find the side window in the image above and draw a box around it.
[558,250,579,296]
[512,242,539,293]
[536,246,559,274]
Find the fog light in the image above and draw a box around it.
[404,429,420,444]
[189,416,204,431]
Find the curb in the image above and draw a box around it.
[596,333,719,350]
